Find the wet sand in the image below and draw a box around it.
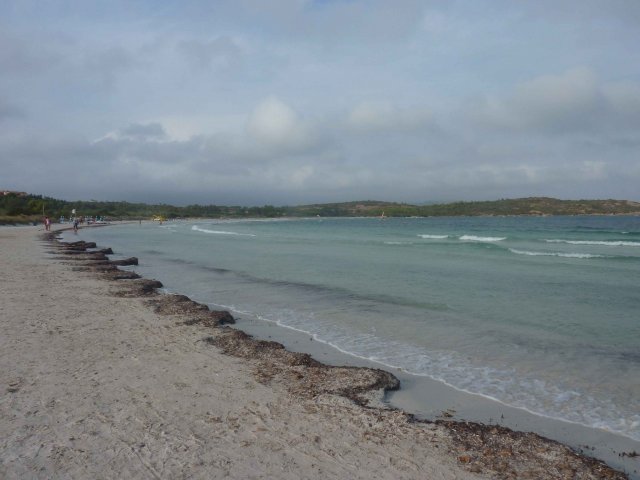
[0,225,631,479]
[237,313,640,478]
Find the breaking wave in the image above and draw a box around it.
[509,249,605,259]
[191,225,256,237]
[459,235,506,242]
[418,234,449,239]
[545,239,640,247]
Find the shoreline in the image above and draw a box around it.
[77,221,640,471]
[62,221,640,475]
[67,222,640,478]
[235,310,640,475]
[0,225,633,478]
[59,223,639,478]
[1,208,639,228]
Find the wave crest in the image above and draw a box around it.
[418,234,449,239]
[546,239,640,247]
[191,225,256,237]
[459,235,506,242]
[509,249,604,259]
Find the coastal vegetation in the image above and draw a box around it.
[286,198,640,217]
[1,191,639,224]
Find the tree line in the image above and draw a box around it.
[1,192,638,225]
[0,193,288,223]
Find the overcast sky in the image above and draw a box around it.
[2,0,639,205]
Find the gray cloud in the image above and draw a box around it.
[119,122,167,140]
[177,36,244,72]
[467,68,640,137]
[0,31,63,75]
[81,46,137,90]
[0,99,26,121]
[1,0,639,204]
[346,102,436,134]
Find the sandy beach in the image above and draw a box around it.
[0,226,629,479]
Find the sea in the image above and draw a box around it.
[68,215,640,448]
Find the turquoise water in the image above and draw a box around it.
[72,216,640,441]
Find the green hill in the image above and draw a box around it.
[285,198,640,217]
[1,192,639,225]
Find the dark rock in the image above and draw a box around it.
[84,253,109,261]
[145,294,235,327]
[183,310,235,327]
[209,310,235,325]
[103,270,142,280]
[90,264,118,272]
[92,248,113,255]
[110,257,138,266]
[57,251,109,260]
[148,294,209,315]
[136,279,163,291]
[209,329,400,404]
[436,420,628,479]
[65,241,96,248]
[59,241,97,250]
[113,278,163,297]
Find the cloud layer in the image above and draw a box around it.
[1,1,639,205]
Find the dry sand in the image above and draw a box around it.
[0,226,627,479]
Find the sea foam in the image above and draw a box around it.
[418,234,449,239]
[191,225,256,236]
[545,239,640,247]
[509,249,604,259]
[240,304,640,442]
[459,235,506,242]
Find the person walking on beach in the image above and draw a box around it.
[73,218,79,232]
[44,216,51,231]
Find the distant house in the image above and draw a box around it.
[1,190,28,197]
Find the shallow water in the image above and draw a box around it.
[70,215,640,444]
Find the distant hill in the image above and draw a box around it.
[295,197,640,217]
[1,192,639,224]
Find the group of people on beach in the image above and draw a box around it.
[43,215,80,232]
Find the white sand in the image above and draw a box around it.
[0,227,478,479]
